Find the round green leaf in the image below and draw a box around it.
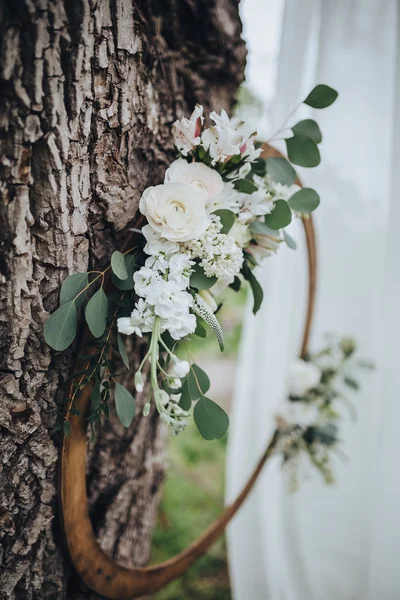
[112,254,136,290]
[194,396,229,440]
[117,334,130,369]
[292,119,322,144]
[249,220,281,237]
[179,379,192,410]
[265,199,292,230]
[213,209,236,234]
[115,382,136,428]
[266,157,296,186]
[288,188,320,214]
[60,272,88,307]
[111,251,128,280]
[286,135,321,168]
[283,229,297,249]
[187,364,210,401]
[190,263,217,290]
[44,301,77,351]
[234,178,258,194]
[85,288,108,338]
[304,84,338,109]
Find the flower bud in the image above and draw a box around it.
[134,371,144,393]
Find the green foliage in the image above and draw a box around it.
[233,178,258,194]
[242,262,263,315]
[249,220,280,237]
[304,84,338,109]
[180,364,210,409]
[60,272,88,307]
[213,209,235,234]
[194,319,207,339]
[288,188,320,213]
[190,264,217,290]
[63,420,71,437]
[283,229,297,249]
[85,288,108,338]
[114,381,136,427]
[265,199,292,230]
[292,119,322,144]
[194,397,229,440]
[111,251,128,280]
[44,301,77,351]
[266,157,296,186]
[111,254,136,290]
[117,334,130,369]
[286,134,321,167]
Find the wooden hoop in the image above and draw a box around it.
[58,145,317,599]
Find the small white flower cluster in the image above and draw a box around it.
[118,231,196,341]
[173,105,262,165]
[181,215,243,280]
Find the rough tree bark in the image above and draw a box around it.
[0,1,246,598]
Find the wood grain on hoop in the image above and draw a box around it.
[59,144,317,599]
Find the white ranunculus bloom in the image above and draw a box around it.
[289,359,322,397]
[139,183,208,242]
[164,159,224,210]
[171,356,190,378]
[229,220,252,248]
[172,104,203,156]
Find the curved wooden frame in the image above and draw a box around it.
[59,146,317,599]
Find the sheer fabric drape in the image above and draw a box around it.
[226,2,400,599]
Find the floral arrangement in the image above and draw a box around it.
[276,336,373,489]
[44,85,339,440]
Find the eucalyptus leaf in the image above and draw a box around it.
[265,199,292,230]
[60,272,88,307]
[117,334,130,369]
[213,209,236,234]
[179,379,192,410]
[288,188,320,214]
[252,157,267,176]
[44,301,77,351]
[190,263,217,290]
[292,119,322,144]
[187,364,210,401]
[286,135,321,168]
[115,382,136,428]
[111,251,128,280]
[283,229,297,249]
[112,254,136,290]
[249,220,281,237]
[229,276,241,292]
[234,178,258,194]
[247,269,263,315]
[194,396,229,440]
[344,376,360,390]
[63,421,71,437]
[304,84,338,109]
[90,386,101,411]
[266,157,296,186]
[85,288,108,338]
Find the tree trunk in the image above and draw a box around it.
[0,1,246,598]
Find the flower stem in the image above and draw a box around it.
[150,316,162,412]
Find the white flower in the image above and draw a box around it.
[133,267,161,297]
[279,400,320,428]
[117,299,155,337]
[289,359,322,397]
[146,280,193,319]
[164,159,224,211]
[230,220,252,248]
[134,371,144,393]
[265,173,301,201]
[246,232,282,262]
[212,182,240,213]
[162,312,197,340]
[139,183,208,242]
[171,356,190,378]
[142,224,180,256]
[201,109,260,164]
[172,104,204,156]
[168,252,194,288]
[182,216,243,279]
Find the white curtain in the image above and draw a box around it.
[226,2,400,599]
